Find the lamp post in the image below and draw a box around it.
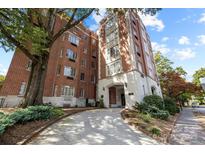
[200,78,205,91]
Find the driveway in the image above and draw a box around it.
[28,108,159,145]
[169,108,205,145]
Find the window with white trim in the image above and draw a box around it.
[66,49,77,61]
[138,62,143,73]
[69,34,79,46]
[107,60,121,76]
[64,66,75,78]
[61,86,74,96]
[81,59,86,67]
[19,82,26,96]
[107,45,120,62]
[79,88,85,97]
[60,49,63,57]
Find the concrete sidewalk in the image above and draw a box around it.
[169,108,205,145]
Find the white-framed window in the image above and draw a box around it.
[26,60,32,71]
[107,45,120,62]
[19,82,26,96]
[53,85,58,96]
[107,60,121,76]
[60,48,63,57]
[69,34,79,46]
[64,66,75,78]
[138,62,143,73]
[105,16,117,31]
[61,86,74,96]
[79,88,85,97]
[143,40,149,53]
[92,39,96,45]
[80,73,85,81]
[83,48,87,54]
[91,74,96,83]
[56,64,61,75]
[106,31,118,44]
[81,59,86,67]
[66,49,77,61]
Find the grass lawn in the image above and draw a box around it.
[121,109,179,143]
[0,107,97,145]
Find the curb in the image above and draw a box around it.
[17,108,98,145]
[166,112,181,144]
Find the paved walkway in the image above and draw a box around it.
[169,108,205,145]
[28,109,159,145]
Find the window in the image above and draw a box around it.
[60,49,63,57]
[151,86,156,95]
[53,85,58,96]
[143,40,149,53]
[107,60,121,76]
[92,39,96,45]
[61,86,74,96]
[105,17,116,32]
[81,59,86,67]
[83,48,87,54]
[91,75,96,83]
[138,62,143,73]
[80,88,85,97]
[26,60,32,71]
[69,34,79,46]
[66,49,77,61]
[91,62,96,68]
[132,20,136,25]
[82,34,87,40]
[19,82,26,96]
[57,64,61,75]
[64,66,75,78]
[80,73,85,81]
[92,50,97,57]
[106,31,118,43]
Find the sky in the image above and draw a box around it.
[0,8,205,81]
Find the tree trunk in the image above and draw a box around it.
[20,55,49,107]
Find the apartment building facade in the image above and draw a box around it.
[0,10,162,108]
[97,10,162,108]
[0,17,98,107]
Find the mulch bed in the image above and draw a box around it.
[0,107,97,145]
[121,109,179,144]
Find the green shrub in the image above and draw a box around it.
[139,113,152,123]
[99,98,104,108]
[0,105,64,135]
[136,102,149,113]
[143,95,164,110]
[150,127,161,136]
[0,112,5,119]
[151,110,170,120]
[164,97,177,115]
[176,107,180,113]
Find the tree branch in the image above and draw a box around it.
[48,8,94,47]
[0,22,38,62]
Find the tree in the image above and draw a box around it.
[175,66,187,77]
[0,8,160,107]
[0,75,5,90]
[193,67,205,86]
[154,51,173,76]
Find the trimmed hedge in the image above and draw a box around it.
[0,105,64,135]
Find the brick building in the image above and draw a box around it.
[0,17,98,107]
[0,10,162,108]
[97,10,162,108]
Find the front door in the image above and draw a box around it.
[109,87,116,107]
[121,94,126,107]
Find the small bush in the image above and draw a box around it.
[143,95,164,110]
[0,105,64,135]
[151,110,170,120]
[139,113,152,123]
[0,112,5,119]
[176,107,180,113]
[150,127,161,136]
[99,98,104,108]
[164,97,177,115]
[136,102,149,113]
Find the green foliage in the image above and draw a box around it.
[99,98,104,108]
[175,66,187,77]
[0,112,5,119]
[150,110,170,120]
[0,105,63,135]
[150,127,161,136]
[164,97,177,115]
[193,68,205,86]
[143,95,164,110]
[154,51,173,75]
[139,113,152,123]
